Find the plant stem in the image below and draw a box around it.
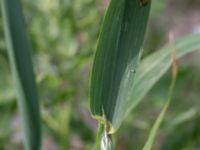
[95,123,104,150]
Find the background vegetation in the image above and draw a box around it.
[0,0,200,149]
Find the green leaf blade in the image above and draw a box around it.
[1,0,41,149]
[90,0,151,132]
[127,34,200,117]
[114,34,200,135]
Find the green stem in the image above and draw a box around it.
[143,69,177,150]
[95,123,104,150]
[95,122,114,150]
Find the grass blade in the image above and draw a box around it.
[1,0,41,149]
[90,0,151,133]
[120,34,200,129]
[143,79,176,150]
[143,33,178,150]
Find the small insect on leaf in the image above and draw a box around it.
[140,0,149,7]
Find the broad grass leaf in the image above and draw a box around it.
[90,0,151,133]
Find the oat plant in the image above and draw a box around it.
[1,0,200,149]
[89,0,200,149]
[90,0,151,149]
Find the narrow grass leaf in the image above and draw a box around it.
[119,34,200,130]
[143,84,174,150]
[90,0,151,133]
[167,108,198,131]
[143,34,178,150]
[1,0,41,149]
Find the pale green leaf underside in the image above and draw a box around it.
[90,0,151,133]
[119,34,200,131]
[91,32,200,133]
[1,0,41,149]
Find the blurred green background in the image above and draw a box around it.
[0,0,200,149]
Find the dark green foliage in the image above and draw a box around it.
[90,0,151,131]
[0,0,200,149]
[1,0,41,149]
